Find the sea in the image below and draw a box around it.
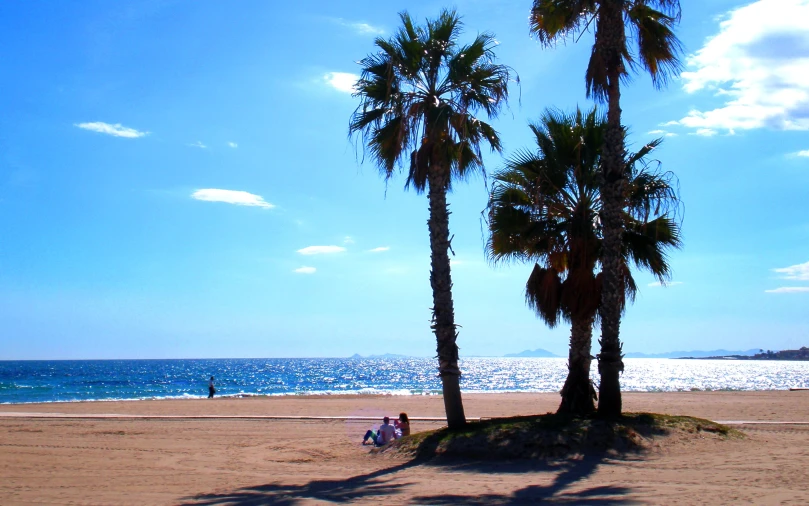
[1,358,808,404]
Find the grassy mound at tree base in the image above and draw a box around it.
[376,413,742,460]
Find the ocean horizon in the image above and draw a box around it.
[2,357,808,404]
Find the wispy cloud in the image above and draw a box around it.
[343,236,355,245]
[647,281,684,288]
[191,189,274,208]
[189,141,207,149]
[671,0,809,134]
[795,149,809,157]
[449,258,484,268]
[74,122,148,138]
[368,246,390,253]
[323,72,358,93]
[765,287,809,294]
[227,142,238,148]
[774,260,809,281]
[335,19,384,35]
[692,128,718,137]
[297,245,346,255]
[294,266,316,274]
[648,129,678,137]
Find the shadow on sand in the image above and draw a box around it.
[180,453,637,505]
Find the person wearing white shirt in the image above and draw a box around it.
[362,416,398,446]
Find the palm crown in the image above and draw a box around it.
[530,0,682,101]
[487,108,681,326]
[349,9,514,190]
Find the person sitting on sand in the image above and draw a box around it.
[208,376,216,399]
[362,416,397,446]
[394,412,410,437]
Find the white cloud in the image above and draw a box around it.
[647,281,684,288]
[774,260,809,281]
[228,142,238,148]
[191,189,274,209]
[368,246,390,253]
[692,128,718,137]
[648,129,678,137]
[297,245,346,255]
[674,0,809,134]
[294,266,316,274]
[796,149,809,157]
[323,72,359,93]
[189,141,207,149]
[74,122,148,138]
[765,287,809,293]
[343,236,355,245]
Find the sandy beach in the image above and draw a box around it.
[1,391,808,505]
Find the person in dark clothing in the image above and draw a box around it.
[208,376,216,398]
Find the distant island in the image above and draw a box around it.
[504,348,560,358]
[349,353,410,359]
[680,347,809,361]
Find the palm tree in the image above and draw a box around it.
[349,9,514,428]
[487,108,681,416]
[530,1,683,416]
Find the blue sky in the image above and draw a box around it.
[0,0,807,360]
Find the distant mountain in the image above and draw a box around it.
[625,349,761,359]
[504,348,560,358]
[349,353,410,359]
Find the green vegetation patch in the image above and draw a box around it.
[377,412,742,460]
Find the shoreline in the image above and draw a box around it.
[4,385,809,406]
[3,390,808,420]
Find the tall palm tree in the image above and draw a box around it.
[349,9,514,428]
[488,108,681,416]
[530,1,683,416]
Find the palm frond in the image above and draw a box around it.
[627,3,683,88]
[622,215,681,281]
[526,264,564,327]
[529,0,597,46]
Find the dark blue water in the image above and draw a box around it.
[2,358,807,404]
[0,358,445,404]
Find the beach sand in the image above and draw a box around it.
[1,391,808,504]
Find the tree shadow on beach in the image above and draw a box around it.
[180,453,636,505]
[411,454,636,505]
[179,460,418,505]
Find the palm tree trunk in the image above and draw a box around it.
[558,315,596,416]
[427,167,466,429]
[596,1,627,418]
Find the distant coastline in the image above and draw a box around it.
[679,347,809,361]
[350,347,809,360]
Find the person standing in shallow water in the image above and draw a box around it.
[208,376,215,398]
